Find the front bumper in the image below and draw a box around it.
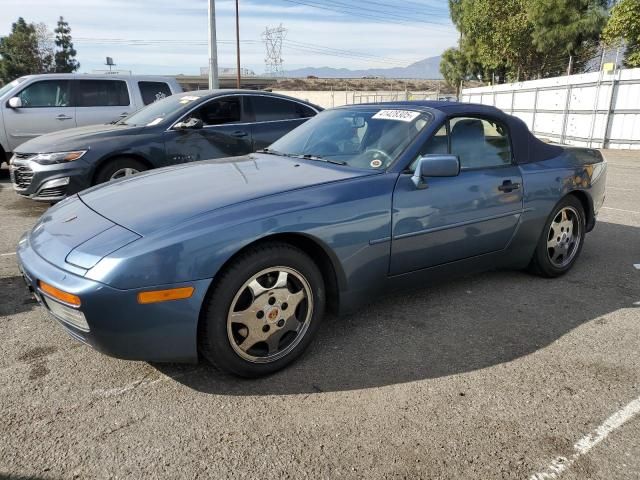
[9,155,92,202]
[17,233,212,363]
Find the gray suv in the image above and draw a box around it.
[0,74,182,163]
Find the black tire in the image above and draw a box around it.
[199,242,326,377]
[529,195,586,278]
[94,157,147,185]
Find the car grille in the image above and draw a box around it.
[36,186,67,199]
[11,165,34,189]
[13,152,34,160]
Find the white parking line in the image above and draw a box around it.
[0,252,16,257]
[601,206,640,214]
[529,396,640,479]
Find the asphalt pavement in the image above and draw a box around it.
[0,150,638,479]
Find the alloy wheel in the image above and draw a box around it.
[110,167,139,180]
[226,266,313,363]
[546,206,582,268]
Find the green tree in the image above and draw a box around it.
[0,17,41,82]
[528,0,608,72]
[53,16,79,73]
[602,0,640,67]
[444,0,553,83]
[440,47,467,94]
[442,0,609,84]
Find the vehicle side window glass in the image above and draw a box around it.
[450,117,512,169]
[409,123,447,172]
[252,96,306,122]
[138,81,171,105]
[195,97,241,126]
[296,103,316,118]
[17,80,71,107]
[77,80,130,107]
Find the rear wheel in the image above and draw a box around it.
[94,157,147,185]
[530,195,585,277]
[199,242,325,377]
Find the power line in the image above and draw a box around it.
[276,0,452,29]
[71,36,419,68]
[310,0,449,24]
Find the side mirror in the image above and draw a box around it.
[411,154,460,189]
[174,117,203,130]
[8,97,22,108]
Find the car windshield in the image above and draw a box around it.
[0,77,26,98]
[119,93,202,127]
[267,107,431,169]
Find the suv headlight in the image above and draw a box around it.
[31,150,88,165]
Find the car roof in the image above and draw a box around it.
[21,73,178,82]
[342,100,502,116]
[178,89,323,110]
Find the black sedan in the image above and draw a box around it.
[9,90,321,201]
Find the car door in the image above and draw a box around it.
[3,79,75,151]
[390,116,524,275]
[247,95,317,151]
[74,79,133,126]
[163,95,253,164]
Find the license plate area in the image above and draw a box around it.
[18,267,43,305]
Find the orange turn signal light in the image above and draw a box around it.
[38,281,81,307]
[137,286,195,304]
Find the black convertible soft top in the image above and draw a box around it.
[359,101,565,165]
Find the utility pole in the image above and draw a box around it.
[235,0,241,89]
[208,0,219,89]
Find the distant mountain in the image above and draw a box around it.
[283,56,442,79]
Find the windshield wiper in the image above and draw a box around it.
[300,154,347,166]
[257,148,285,155]
[257,149,347,166]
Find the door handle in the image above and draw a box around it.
[119,112,129,118]
[230,130,248,138]
[56,114,73,120]
[498,180,521,193]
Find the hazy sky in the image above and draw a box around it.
[0,0,457,75]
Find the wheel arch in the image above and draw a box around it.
[566,189,595,232]
[201,232,346,318]
[0,141,8,163]
[92,153,154,185]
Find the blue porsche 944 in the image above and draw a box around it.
[17,101,607,377]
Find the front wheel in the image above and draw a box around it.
[94,157,147,185]
[199,242,325,377]
[530,195,586,277]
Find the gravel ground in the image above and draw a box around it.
[0,150,638,480]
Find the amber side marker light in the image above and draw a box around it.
[137,286,195,304]
[38,281,81,307]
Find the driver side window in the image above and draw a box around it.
[409,123,447,172]
[411,116,512,171]
[192,96,242,126]
[17,80,71,108]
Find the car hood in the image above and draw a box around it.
[78,153,376,236]
[14,123,145,153]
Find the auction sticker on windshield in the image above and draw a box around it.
[372,110,421,122]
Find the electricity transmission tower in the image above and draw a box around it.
[262,24,286,77]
